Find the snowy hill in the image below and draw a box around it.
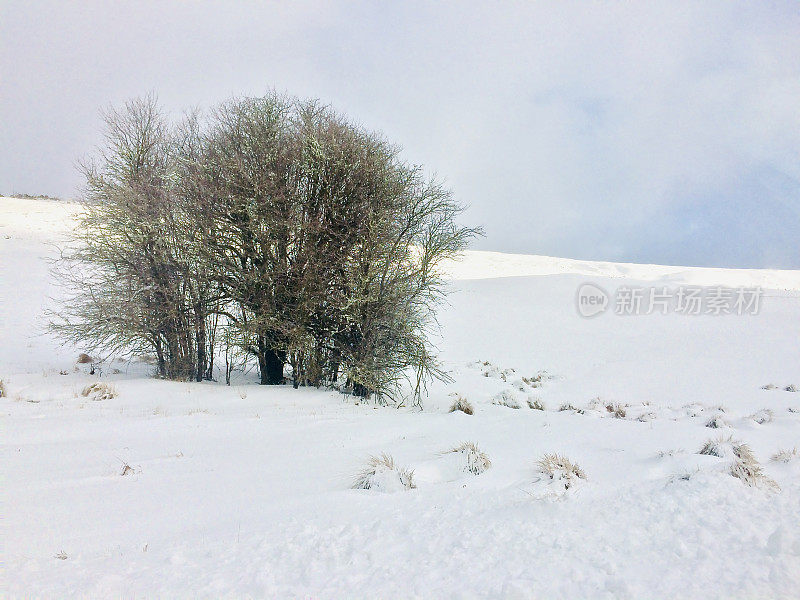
[2,195,799,598]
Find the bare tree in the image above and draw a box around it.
[54,91,480,405]
[51,95,214,380]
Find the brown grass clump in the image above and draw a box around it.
[698,436,779,491]
[605,403,627,418]
[448,394,474,415]
[0,379,6,398]
[446,442,492,475]
[770,448,798,463]
[76,353,93,364]
[492,390,521,409]
[537,453,586,489]
[527,397,544,410]
[352,454,416,491]
[81,382,116,401]
[728,445,779,491]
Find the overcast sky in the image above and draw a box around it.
[2,1,798,268]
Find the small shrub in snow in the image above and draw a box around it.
[54,550,68,560]
[728,448,779,491]
[448,394,474,415]
[522,371,553,386]
[81,382,116,401]
[492,390,521,409]
[471,360,516,381]
[446,442,491,475]
[352,454,416,491]
[770,448,798,463]
[698,435,735,458]
[698,436,779,491]
[536,453,586,489]
[785,384,797,392]
[0,379,6,398]
[76,353,93,364]
[704,414,729,429]
[749,409,773,425]
[605,403,627,418]
[637,411,656,422]
[510,379,528,392]
[120,462,138,476]
[527,397,545,410]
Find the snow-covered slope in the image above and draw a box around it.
[445,248,800,290]
[2,196,799,599]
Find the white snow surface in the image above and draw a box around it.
[2,196,799,599]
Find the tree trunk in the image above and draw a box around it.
[256,336,285,385]
[329,359,340,383]
[195,313,207,383]
[353,382,371,398]
[155,338,167,378]
[263,347,285,385]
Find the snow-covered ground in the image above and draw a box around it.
[2,196,799,599]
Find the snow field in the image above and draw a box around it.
[2,197,799,598]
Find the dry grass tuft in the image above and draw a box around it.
[448,394,474,415]
[728,446,779,491]
[605,403,627,418]
[76,353,93,364]
[537,453,586,488]
[352,453,416,491]
[699,435,737,458]
[749,409,774,425]
[771,447,798,463]
[698,436,779,491]
[0,379,6,398]
[527,397,545,410]
[492,390,521,409]
[81,382,116,401]
[446,442,492,475]
[522,371,553,387]
[704,414,729,429]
